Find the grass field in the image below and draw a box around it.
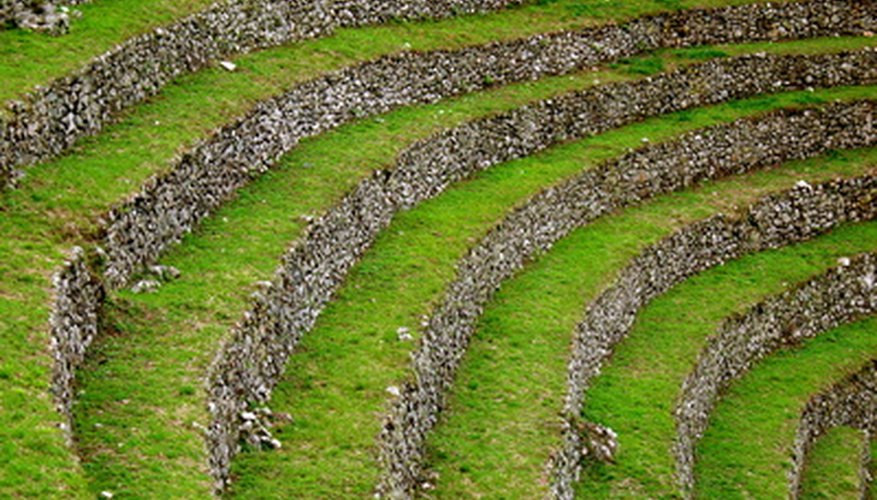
[1,0,875,497]
[696,318,877,498]
[799,426,866,499]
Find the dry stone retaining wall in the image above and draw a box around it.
[2,0,875,190]
[48,246,103,435]
[0,0,527,187]
[202,54,876,494]
[550,175,877,499]
[0,1,88,34]
[47,49,876,495]
[790,359,877,498]
[380,99,877,496]
[676,248,877,494]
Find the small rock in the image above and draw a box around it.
[100,492,114,499]
[396,326,413,341]
[131,279,160,294]
[149,265,180,281]
[241,411,257,421]
[219,60,237,72]
[865,31,874,38]
[386,386,401,397]
[838,257,851,267]
[795,180,812,190]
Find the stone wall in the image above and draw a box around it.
[48,246,104,440]
[675,249,877,494]
[790,360,877,497]
[201,53,875,494]
[0,0,528,188]
[46,48,876,498]
[0,1,86,34]
[380,100,877,496]
[96,8,877,288]
[3,0,875,190]
[549,176,877,499]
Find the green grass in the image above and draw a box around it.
[0,2,723,494]
[0,0,214,106]
[800,426,865,499]
[0,0,759,111]
[0,2,871,495]
[696,320,877,498]
[424,157,877,496]
[573,220,877,498]
[73,41,875,496]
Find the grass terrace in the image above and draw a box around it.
[68,38,877,496]
[572,216,877,498]
[0,0,763,109]
[1,0,875,497]
[696,318,877,498]
[799,426,867,499]
[427,155,877,498]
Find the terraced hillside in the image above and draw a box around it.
[1,0,876,498]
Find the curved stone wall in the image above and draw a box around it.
[2,0,874,190]
[790,361,877,496]
[0,0,526,188]
[200,54,875,494]
[675,254,877,494]
[47,49,876,493]
[49,246,104,430]
[547,174,877,498]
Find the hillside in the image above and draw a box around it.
[0,0,875,497]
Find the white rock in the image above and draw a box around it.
[386,386,401,397]
[100,492,114,499]
[396,326,413,341]
[795,180,812,190]
[838,257,851,267]
[219,60,237,72]
[131,279,160,294]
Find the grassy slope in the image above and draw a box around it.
[226,54,874,500]
[800,426,865,499]
[0,0,763,107]
[0,1,633,496]
[428,149,877,495]
[696,319,877,498]
[0,0,214,106]
[0,2,865,497]
[573,219,877,498]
